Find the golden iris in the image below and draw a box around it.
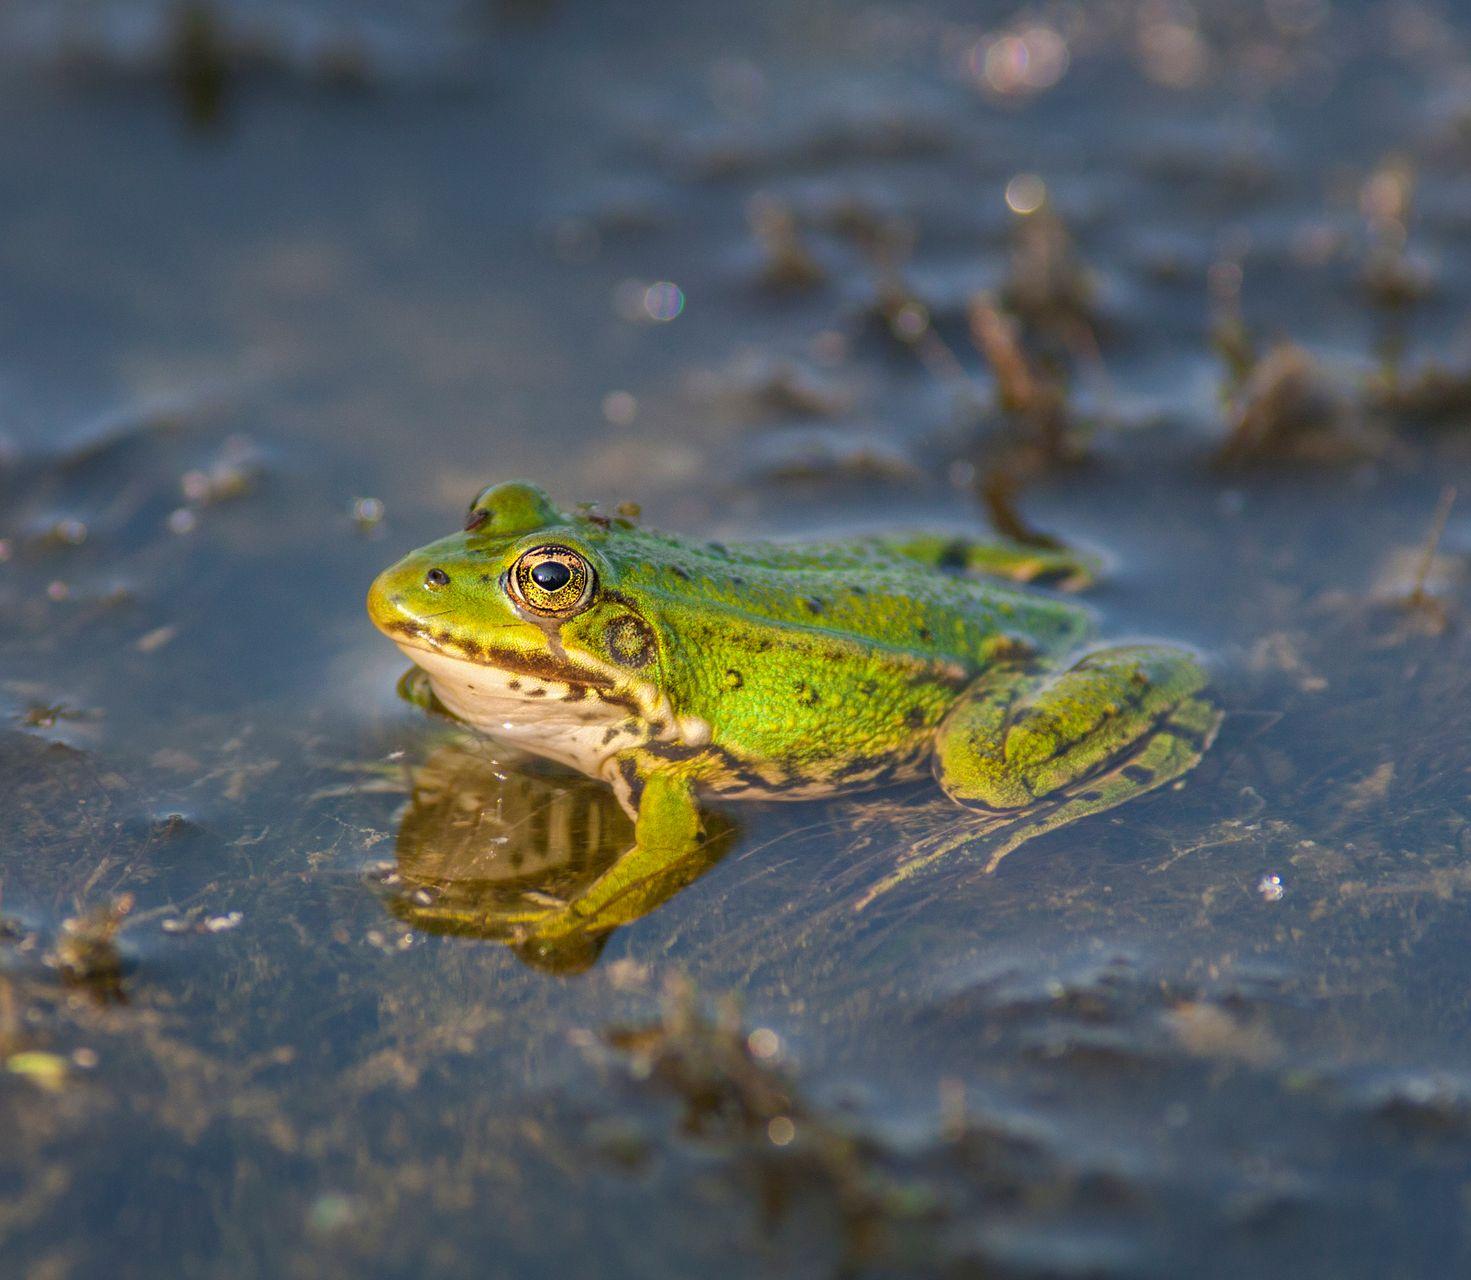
[509,545,594,616]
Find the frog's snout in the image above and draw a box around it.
[367,559,435,636]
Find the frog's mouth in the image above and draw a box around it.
[378,616,617,693]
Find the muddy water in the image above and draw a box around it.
[6,2,1471,1276]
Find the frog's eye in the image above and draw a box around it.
[508,545,595,617]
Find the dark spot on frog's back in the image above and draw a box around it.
[795,681,819,707]
[805,597,825,614]
[669,565,691,581]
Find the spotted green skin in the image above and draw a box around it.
[368,482,1218,942]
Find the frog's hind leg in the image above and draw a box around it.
[856,646,1219,909]
[867,534,1099,590]
[958,684,1222,874]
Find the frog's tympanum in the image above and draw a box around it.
[368,481,1219,944]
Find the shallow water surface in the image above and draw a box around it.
[7,2,1471,1276]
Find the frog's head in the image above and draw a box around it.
[367,482,669,723]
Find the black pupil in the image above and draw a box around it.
[531,560,572,592]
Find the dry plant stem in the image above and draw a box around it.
[981,469,1064,549]
[1409,485,1456,608]
[969,295,1071,462]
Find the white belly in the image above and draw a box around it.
[394,643,645,779]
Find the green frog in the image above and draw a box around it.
[367,481,1218,940]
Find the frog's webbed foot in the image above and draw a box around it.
[857,645,1219,908]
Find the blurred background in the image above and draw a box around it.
[6,1,1471,1276]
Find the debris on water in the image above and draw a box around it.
[306,1191,362,1236]
[586,1116,653,1170]
[603,976,937,1267]
[1359,155,1433,313]
[365,929,415,953]
[49,894,134,1002]
[180,435,262,506]
[1405,485,1456,614]
[1368,358,1471,427]
[351,496,385,533]
[134,625,178,654]
[1209,258,1256,400]
[5,1050,70,1092]
[1256,873,1285,902]
[1165,1001,1281,1067]
[43,517,88,548]
[1363,487,1460,640]
[1353,1070,1471,1134]
[1339,763,1394,818]
[746,193,827,291]
[20,702,92,730]
[688,354,855,421]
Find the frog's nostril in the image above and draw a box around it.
[425,567,451,589]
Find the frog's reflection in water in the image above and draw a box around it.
[385,738,737,974]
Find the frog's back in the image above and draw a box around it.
[599,530,1092,797]
[604,529,1091,658]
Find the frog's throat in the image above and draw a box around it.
[386,632,710,779]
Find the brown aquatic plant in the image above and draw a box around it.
[1217,341,1371,466]
[1367,358,1471,429]
[1360,155,1432,313]
[605,975,937,1263]
[170,1,229,129]
[968,294,1077,465]
[49,893,135,1002]
[1000,202,1100,353]
[746,193,827,291]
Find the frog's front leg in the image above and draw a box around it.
[512,767,715,946]
[935,644,1219,867]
